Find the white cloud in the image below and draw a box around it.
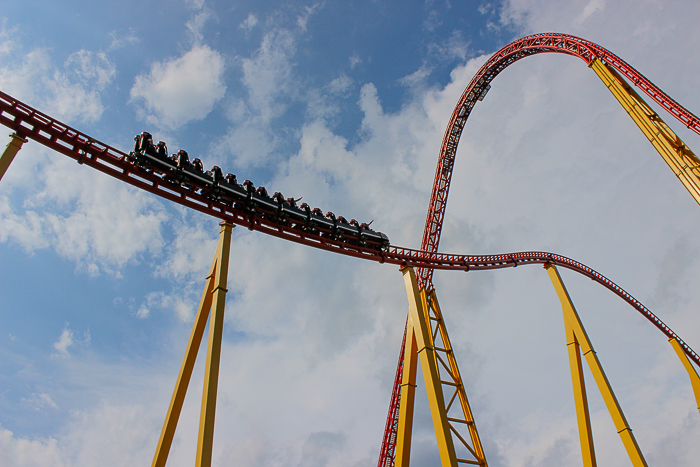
[349,53,362,69]
[0,148,168,275]
[423,9,442,32]
[239,13,258,31]
[399,63,433,87]
[297,3,323,32]
[43,72,105,124]
[136,290,197,322]
[130,44,226,129]
[0,195,51,252]
[4,2,700,467]
[0,426,64,467]
[155,217,218,281]
[186,0,206,10]
[327,73,353,95]
[0,27,114,124]
[0,20,17,56]
[186,9,213,44]
[0,47,107,124]
[214,24,299,167]
[52,326,74,358]
[239,28,296,122]
[579,0,606,23]
[107,29,139,51]
[64,50,115,90]
[59,402,159,466]
[22,393,59,412]
[430,29,470,62]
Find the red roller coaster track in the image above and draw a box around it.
[0,88,694,365]
[379,32,700,467]
[418,32,700,290]
[0,31,698,467]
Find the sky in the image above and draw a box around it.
[1,0,700,466]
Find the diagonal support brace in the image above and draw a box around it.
[669,337,700,416]
[563,303,597,467]
[545,264,648,467]
[152,222,234,467]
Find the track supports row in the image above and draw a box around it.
[394,264,698,467]
[152,222,233,467]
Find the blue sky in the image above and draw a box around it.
[1,1,700,466]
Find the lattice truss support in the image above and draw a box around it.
[397,267,487,467]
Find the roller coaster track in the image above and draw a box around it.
[418,32,700,290]
[0,88,695,364]
[0,31,699,465]
[381,32,700,467]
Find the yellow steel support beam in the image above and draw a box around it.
[590,58,700,206]
[151,222,233,467]
[401,266,458,467]
[196,222,233,467]
[395,318,418,467]
[0,132,27,181]
[546,264,648,467]
[564,308,597,467]
[669,338,700,416]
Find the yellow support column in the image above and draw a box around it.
[669,338,700,416]
[196,222,233,467]
[590,58,700,206]
[401,266,458,467]
[395,319,418,467]
[151,222,233,467]
[546,264,648,467]
[564,310,597,467]
[0,132,27,181]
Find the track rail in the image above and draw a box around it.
[419,32,700,289]
[0,87,697,366]
[2,52,699,465]
[384,32,700,466]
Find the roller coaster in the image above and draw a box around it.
[1,32,699,467]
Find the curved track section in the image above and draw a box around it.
[419,32,700,289]
[2,85,700,467]
[0,88,697,366]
